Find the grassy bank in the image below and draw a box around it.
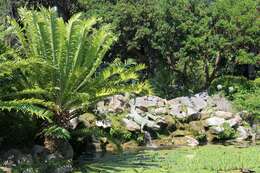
[77,145,260,173]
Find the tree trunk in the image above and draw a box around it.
[44,136,74,160]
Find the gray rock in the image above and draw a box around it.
[121,118,140,131]
[237,126,249,141]
[96,95,127,114]
[151,107,169,115]
[168,97,194,108]
[31,145,48,160]
[208,95,234,112]
[169,104,199,120]
[168,95,207,112]
[56,141,74,160]
[195,92,209,100]
[169,104,184,117]
[190,96,207,111]
[128,109,160,130]
[214,111,233,119]
[226,116,242,127]
[185,136,199,147]
[206,117,225,127]
[209,126,225,134]
[130,96,167,109]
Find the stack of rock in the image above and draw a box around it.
[92,92,256,146]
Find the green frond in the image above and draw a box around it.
[43,125,71,140]
[0,87,51,98]
[0,99,54,121]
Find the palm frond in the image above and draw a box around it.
[0,99,54,121]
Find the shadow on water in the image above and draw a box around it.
[75,149,162,173]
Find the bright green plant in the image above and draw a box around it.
[210,76,260,119]
[0,7,151,140]
[217,123,237,140]
[209,75,254,96]
[233,78,260,119]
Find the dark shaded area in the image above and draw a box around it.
[0,111,38,149]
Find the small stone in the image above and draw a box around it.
[69,117,79,129]
[96,120,112,128]
[185,136,199,147]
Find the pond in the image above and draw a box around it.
[74,144,260,173]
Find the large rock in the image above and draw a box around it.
[236,126,250,141]
[96,95,128,114]
[209,126,224,134]
[130,96,167,109]
[31,145,48,161]
[47,140,74,160]
[128,110,160,130]
[214,111,233,119]
[226,116,242,127]
[150,107,169,115]
[190,96,207,111]
[188,121,206,134]
[207,95,234,112]
[205,117,225,127]
[168,94,207,112]
[169,104,199,120]
[121,118,140,132]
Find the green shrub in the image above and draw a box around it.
[209,75,254,96]
[195,133,207,143]
[217,123,237,140]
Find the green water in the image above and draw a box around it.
[75,145,260,173]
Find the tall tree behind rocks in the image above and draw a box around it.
[79,0,259,98]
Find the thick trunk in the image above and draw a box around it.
[44,137,74,160]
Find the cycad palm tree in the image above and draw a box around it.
[0,8,151,140]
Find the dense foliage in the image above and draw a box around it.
[0,8,150,143]
[79,0,259,98]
